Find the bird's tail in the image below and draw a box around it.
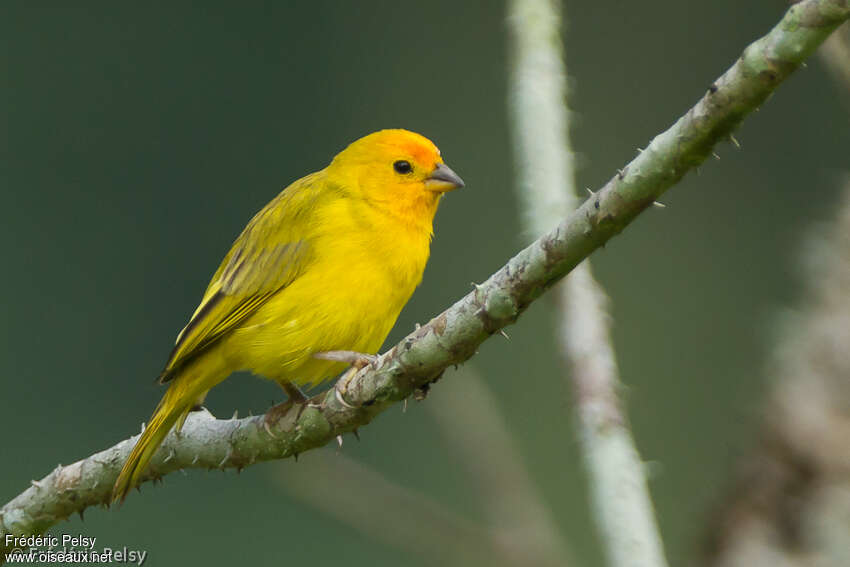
[112,382,193,504]
[112,352,231,504]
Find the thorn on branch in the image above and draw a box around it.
[219,447,232,468]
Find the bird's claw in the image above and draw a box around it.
[315,350,377,409]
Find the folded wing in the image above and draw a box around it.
[159,173,325,382]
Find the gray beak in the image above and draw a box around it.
[425,162,465,192]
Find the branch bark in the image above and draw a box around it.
[3,0,848,555]
[507,0,668,565]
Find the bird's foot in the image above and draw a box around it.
[314,350,378,409]
[313,350,377,369]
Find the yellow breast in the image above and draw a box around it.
[224,193,433,386]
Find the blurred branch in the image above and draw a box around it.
[701,176,850,567]
[276,368,569,567]
[819,22,850,93]
[507,0,668,565]
[277,451,509,567]
[703,19,850,567]
[426,369,571,566]
[2,0,848,555]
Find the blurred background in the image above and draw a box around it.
[2,2,849,565]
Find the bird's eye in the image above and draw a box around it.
[393,160,413,174]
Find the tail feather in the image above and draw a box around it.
[112,388,191,504]
[113,353,229,504]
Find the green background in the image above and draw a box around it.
[2,2,848,565]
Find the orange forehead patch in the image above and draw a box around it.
[400,138,441,168]
[337,129,443,170]
[375,130,441,165]
[377,129,441,170]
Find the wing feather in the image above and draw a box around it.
[159,173,325,382]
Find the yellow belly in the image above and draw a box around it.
[222,225,429,386]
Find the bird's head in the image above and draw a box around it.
[326,129,464,229]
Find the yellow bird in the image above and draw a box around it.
[113,129,463,502]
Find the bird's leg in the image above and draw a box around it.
[264,381,308,431]
[189,392,210,413]
[313,350,377,368]
[313,350,378,402]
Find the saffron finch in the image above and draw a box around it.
[113,129,463,502]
